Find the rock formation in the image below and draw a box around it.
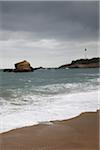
[3,60,34,72]
[58,57,100,69]
[3,69,14,72]
[14,60,33,72]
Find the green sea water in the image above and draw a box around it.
[0,68,99,133]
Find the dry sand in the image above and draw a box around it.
[0,111,99,150]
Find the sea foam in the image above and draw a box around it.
[0,90,99,133]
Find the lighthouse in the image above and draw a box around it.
[84,48,87,59]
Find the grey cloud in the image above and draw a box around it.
[0,1,99,41]
[0,1,99,68]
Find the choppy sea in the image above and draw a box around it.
[0,68,99,133]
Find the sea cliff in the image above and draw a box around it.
[58,57,100,69]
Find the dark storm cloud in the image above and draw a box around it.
[0,1,99,41]
[0,1,99,68]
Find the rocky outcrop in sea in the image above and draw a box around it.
[4,60,34,72]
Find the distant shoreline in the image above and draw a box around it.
[58,57,100,69]
[2,57,100,72]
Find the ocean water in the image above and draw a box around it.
[0,68,99,133]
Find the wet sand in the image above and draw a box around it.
[0,111,99,150]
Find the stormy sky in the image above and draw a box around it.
[0,1,99,68]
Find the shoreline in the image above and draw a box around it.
[0,109,98,134]
[0,89,98,134]
[0,110,99,150]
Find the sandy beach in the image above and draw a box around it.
[0,110,99,150]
